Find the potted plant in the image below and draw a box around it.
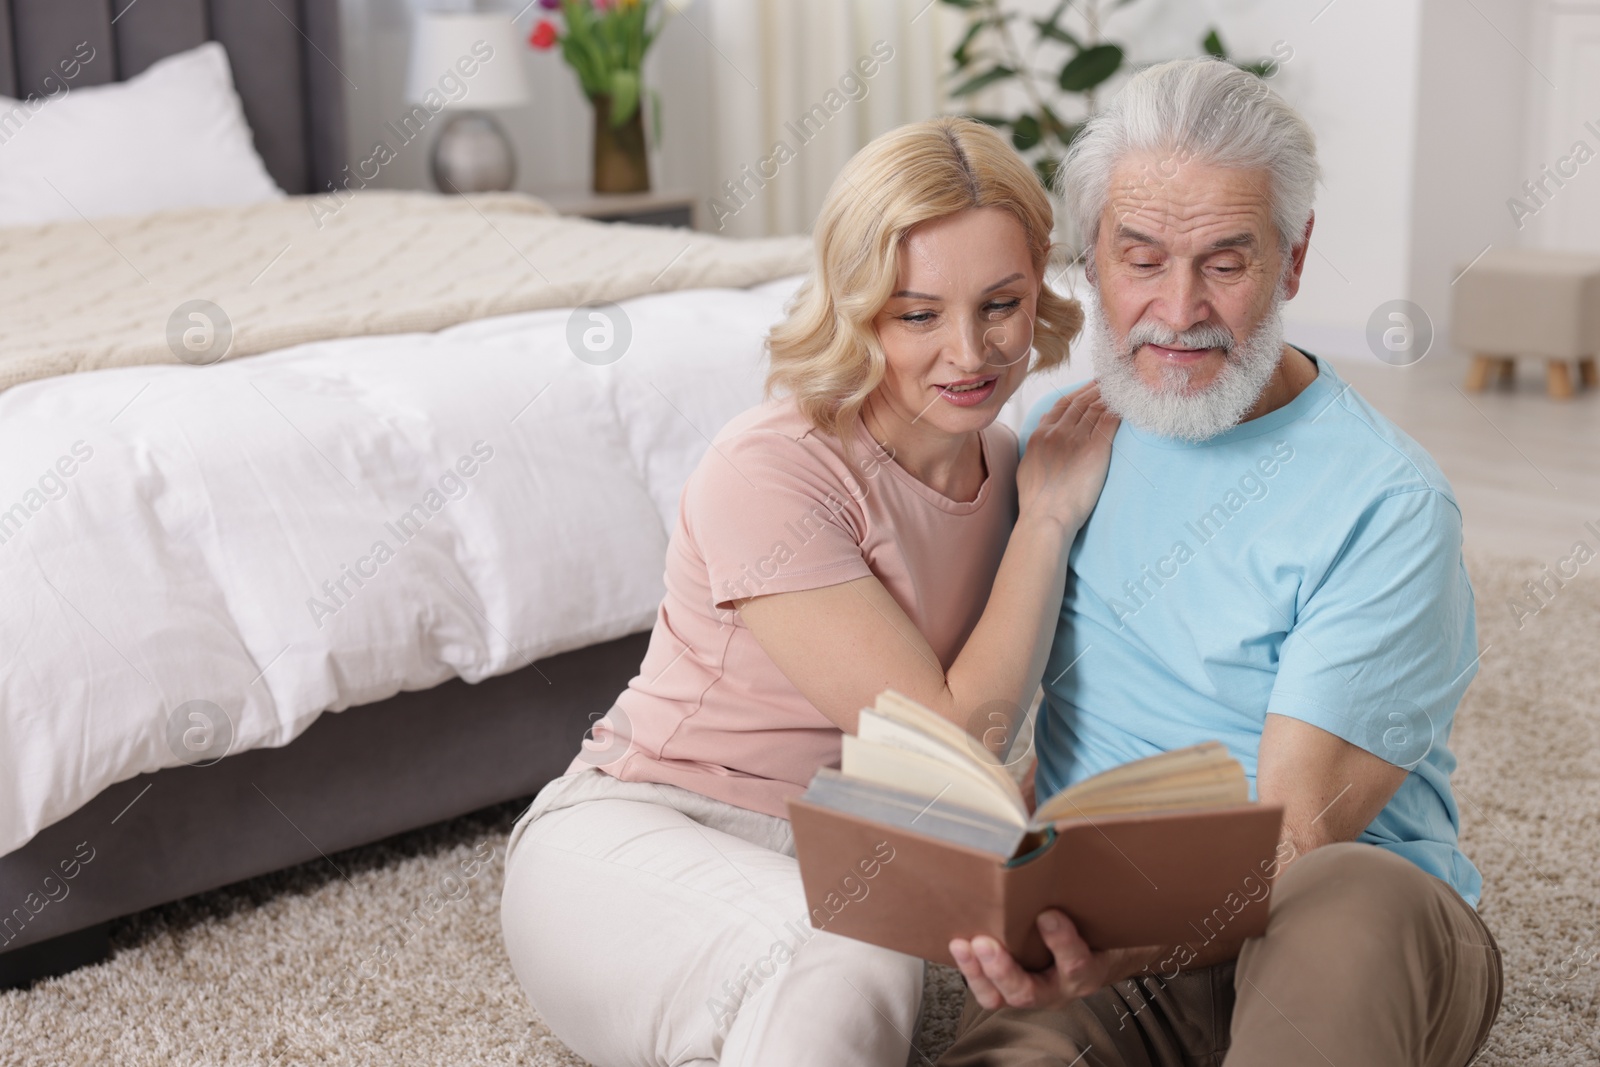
[942,0,1281,194]
[529,0,665,194]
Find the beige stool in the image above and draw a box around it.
[1452,248,1600,399]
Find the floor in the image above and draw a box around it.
[1324,355,1600,562]
[2,553,1593,1066]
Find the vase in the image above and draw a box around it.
[590,93,650,194]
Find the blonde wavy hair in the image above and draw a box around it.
[765,116,1083,442]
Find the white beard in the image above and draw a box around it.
[1088,288,1287,443]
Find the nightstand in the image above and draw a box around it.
[537,189,696,230]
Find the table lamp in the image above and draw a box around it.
[407,12,530,193]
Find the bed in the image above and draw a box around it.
[0,0,815,986]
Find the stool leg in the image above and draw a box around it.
[1548,360,1574,399]
[1580,357,1597,389]
[1496,358,1516,388]
[1465,356,1494,391]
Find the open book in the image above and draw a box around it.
[788,690,1286,969]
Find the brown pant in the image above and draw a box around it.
[937,842,1502,1067]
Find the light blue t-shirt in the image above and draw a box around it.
[1023,353,1483,907]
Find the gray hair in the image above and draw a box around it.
[1058,58,1319,263]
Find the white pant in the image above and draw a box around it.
[500,767,926,1067]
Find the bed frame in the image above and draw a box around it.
[0,0,649,987]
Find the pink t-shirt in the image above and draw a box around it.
[570,397,1020,819]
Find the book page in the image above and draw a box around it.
[856,709,1024,805]
[872,690,1006,766]
[841,734,1028,826]
[1031,741,1248,824]
[804,768,1027,857]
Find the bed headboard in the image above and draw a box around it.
[0,0,346,195]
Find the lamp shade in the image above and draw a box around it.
[407,13,530,109]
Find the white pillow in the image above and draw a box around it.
[0,41,284,226]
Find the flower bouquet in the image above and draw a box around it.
[529,0,665,193]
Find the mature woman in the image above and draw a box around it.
[500,116,1118,1067]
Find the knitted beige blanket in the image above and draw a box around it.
[0,191,812,392]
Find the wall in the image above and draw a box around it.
[699,0,958,238]
[337,0,718,204]
[1256,0,1425,362]
[1408,0,1531,377]
[1517,1,1600,254]
[339,0,1562,370]
[335,0,956,236]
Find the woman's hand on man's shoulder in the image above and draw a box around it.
[1016,382,1119,533]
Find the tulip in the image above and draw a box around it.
[528,19,558,49]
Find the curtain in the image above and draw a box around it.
[700,0,958,237]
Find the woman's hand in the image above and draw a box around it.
[949,911,1165,1011]
[1016,383,1120,532]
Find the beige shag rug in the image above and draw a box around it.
[1,554,1596,1066]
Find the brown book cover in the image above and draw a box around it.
[788,798,1286,971]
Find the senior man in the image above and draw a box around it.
[939,59,1501,1067]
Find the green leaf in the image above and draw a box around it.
[941,0,981,8]
[649,88,662,146]
[951,16,988,67]
[1241,60,1277,78]
[1202,29,1227,59]
[1033,155,1061,191]
[949,65,1016,97]
[557,1,611,96]
[1039,104,1073,142]
[1035,22,1081,48]
[1011,113,1041,151]
[1032,0,1078,47]
[1058,44,1123,92]
[969,114,1011,128]
[559,35,607,96]
[1034,0,1075,42]
[607,68,640,126]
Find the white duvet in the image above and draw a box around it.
[0,276,1089,855]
